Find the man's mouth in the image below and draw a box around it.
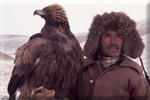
[109,46,117,51]
[107,44,119,51]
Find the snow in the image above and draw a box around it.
[0,60,14,100]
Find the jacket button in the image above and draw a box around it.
[89,80,94,83]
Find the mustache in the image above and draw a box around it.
[107,44,119,50]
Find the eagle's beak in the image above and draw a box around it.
[33,9,46,16]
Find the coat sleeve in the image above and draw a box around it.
[129,73,150,100]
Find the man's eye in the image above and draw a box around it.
[116,34,122,38]
[104,33,111,37]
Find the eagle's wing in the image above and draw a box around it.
[8,36,50,97]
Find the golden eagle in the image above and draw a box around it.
[8,4,83,100]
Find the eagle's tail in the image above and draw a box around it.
[9,94,16,100]
[8,74,25,100]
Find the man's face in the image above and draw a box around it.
[100,30,123,57]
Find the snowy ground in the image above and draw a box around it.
[0,60,14,100]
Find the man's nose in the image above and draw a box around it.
[111,37,116,44]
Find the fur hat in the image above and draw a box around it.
[84,12,144,59]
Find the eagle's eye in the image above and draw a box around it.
[44,9,51,14]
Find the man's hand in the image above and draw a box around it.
[31,86,55,100]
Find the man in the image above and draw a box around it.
[67,12,150,100]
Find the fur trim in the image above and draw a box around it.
[84,12,144,59]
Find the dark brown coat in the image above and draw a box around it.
[67,56,150,100]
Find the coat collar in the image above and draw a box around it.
[83,56,143,74]
[83,57,95,68]
[119,56,143,74]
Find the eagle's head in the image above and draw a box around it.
[34,4,68,25]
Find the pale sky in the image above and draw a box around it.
[0,0,149,36]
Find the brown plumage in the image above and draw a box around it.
[8,4,83,100]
